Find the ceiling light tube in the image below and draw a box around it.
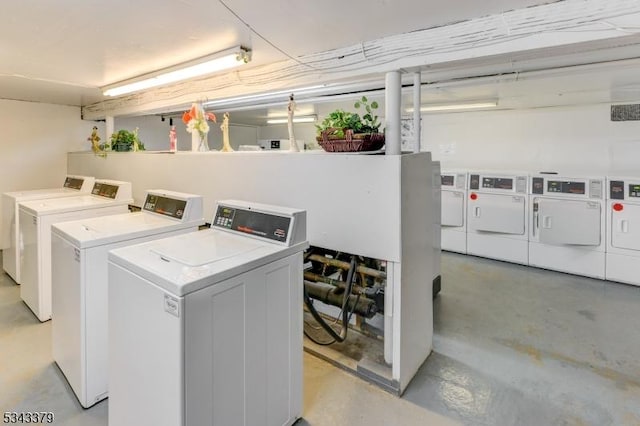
[406,101,497,113]
[202,80,385,109]
[203,85,328,108]
[102,46,251,97]
[266,116,317,124]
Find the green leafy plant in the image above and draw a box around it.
[316,96,381,137]
[109,129,145,152]
[354,96,380,133]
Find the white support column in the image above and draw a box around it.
[413,72,421,153]
[105,116,115,145]
[385,71,402,155]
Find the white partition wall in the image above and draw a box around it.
[68,150,434,394]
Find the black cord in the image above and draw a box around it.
[303,328,335,346]
[303,286,341,343]
[302,256,357,344]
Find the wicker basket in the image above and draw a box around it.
[316,128,385,152]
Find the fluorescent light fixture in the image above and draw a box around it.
[406,101,497,113]
[202,79,385,109]
[203,85,327,108]
[266,116,317,124]
[103,46,251,97]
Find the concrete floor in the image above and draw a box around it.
[2,253,640,425]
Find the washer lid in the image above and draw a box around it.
[51,212,203,248]
[18,194,132,216]
[3,175,94,200]
[109,229,308,297]
[150,232,264,267]
[4,188,80,202]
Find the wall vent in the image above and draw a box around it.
[611,104,640,121]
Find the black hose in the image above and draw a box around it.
[303,256,357,344]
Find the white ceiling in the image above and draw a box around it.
[218,56,640,127]
[0,0,553,107]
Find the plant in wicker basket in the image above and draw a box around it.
[315,96,385,152]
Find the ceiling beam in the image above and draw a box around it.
[82,0,640,120]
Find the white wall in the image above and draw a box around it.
[0,99,97,239]
[257,123,318,150]
[115,116,258,151]
[422,103,640,175]
[0,99,97,194]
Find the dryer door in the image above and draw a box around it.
[538,199,601,245]
[468,194,525,235]
[611,203,640,251]
[441,190,464,227]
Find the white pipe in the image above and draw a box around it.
[384,263,394,365]
[413,72,421,153]
[105,116,114,147]
[385,71,401,155]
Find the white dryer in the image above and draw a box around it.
[529,175,605,279]
[18,179,133,322]
[605,177,640,286]
[466,171,529,264]
[2,175,95,284]
[50,190,204,408]
[440,170,467,254]
[107,200,308,426]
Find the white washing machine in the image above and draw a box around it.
[2,175,95,284]
[108,200,308,426]
[467,171,529,264]
[50,190,204,408]
[440,170,467,254]
[18,179,133,322]
[605,177,640,286]
[529,174,605,279]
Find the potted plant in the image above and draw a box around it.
[110,129,145,152]
[315,96,384,152]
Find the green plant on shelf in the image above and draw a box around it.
[109,128,145,152]
[315,96,381,138]
[354,96,380,133]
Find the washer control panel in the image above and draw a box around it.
[212,203,293,244]
[531,176,603,199]
[609,179,640,200]
[469,173,527,193]
[143,194,186,219]
[441,173,466,189]
[63,177,84,190]
[91,182,119,199]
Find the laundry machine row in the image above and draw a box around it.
[18,179,133,322]
[439,171,640,286]
[51,189,204,408]
[2,175,95,284]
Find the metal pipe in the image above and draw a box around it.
[384,263,395,365]
[304,271,351,289]
[385,71,402,155]
[307,254,386,279]
[413,72,421,153]
[304,280,378,319]
[303,271,366,295]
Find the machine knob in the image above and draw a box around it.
[470,193,478,200]
[613,203,624,212]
